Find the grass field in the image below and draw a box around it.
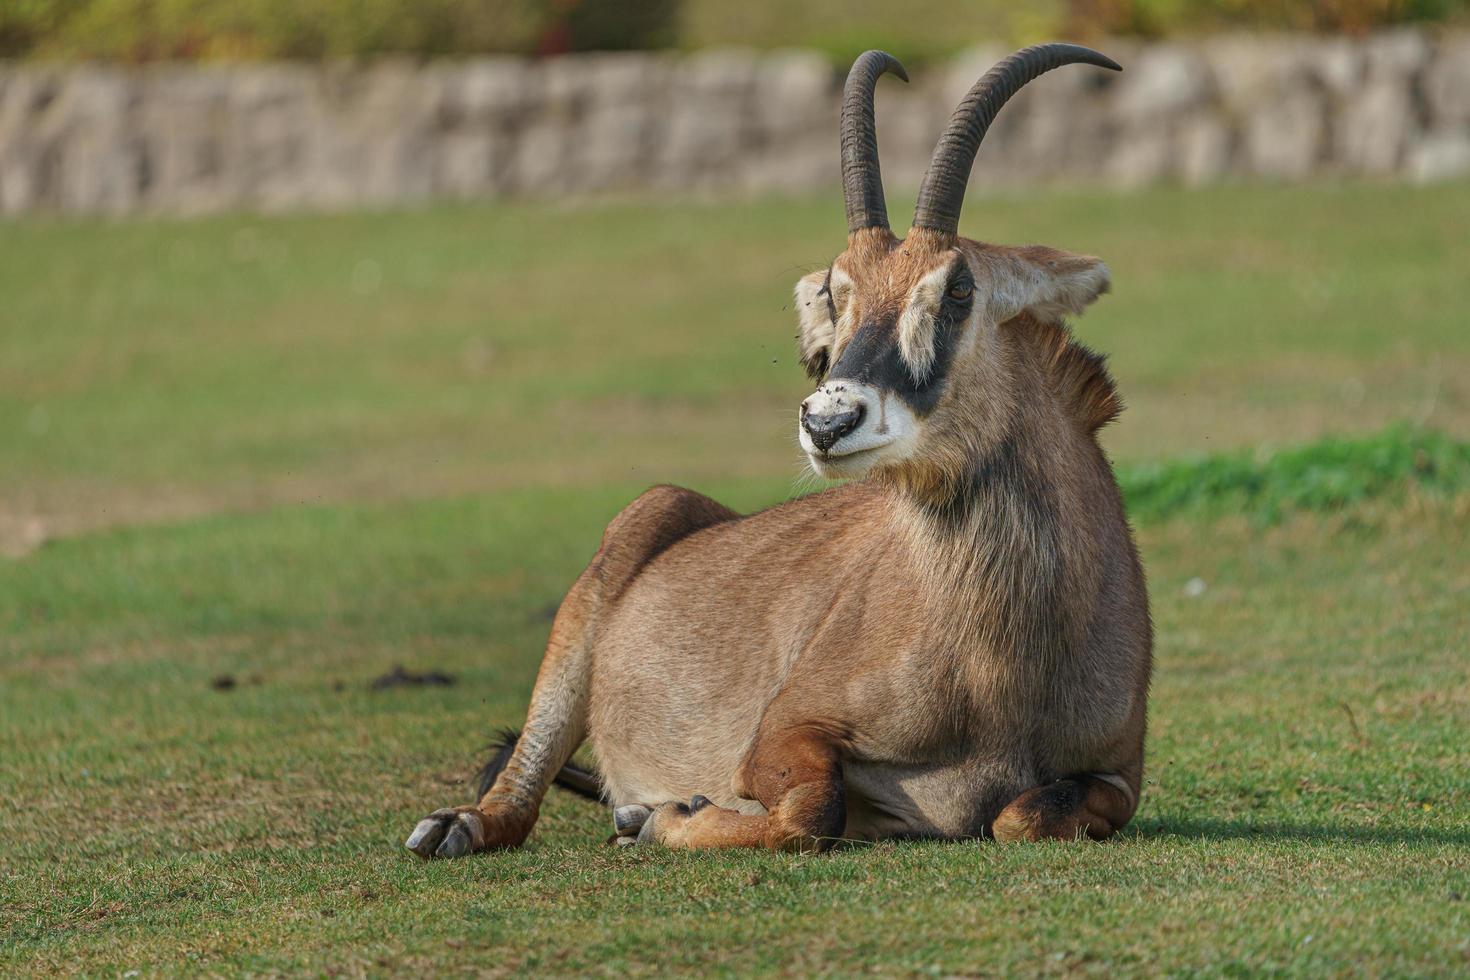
[2,182,1468,975]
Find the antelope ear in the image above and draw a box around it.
[794,270,834,380]
[982,245,1110,323]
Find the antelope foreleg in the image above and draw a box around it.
[635,727,845,852]
[405,566,598,858]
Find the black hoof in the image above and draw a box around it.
[405,807,457,859]
[437,821,474,858]
[690,795,713,813]
[614,804,651,835]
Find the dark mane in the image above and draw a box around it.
[1037,319,1122,432]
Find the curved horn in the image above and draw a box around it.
[841,50,909,234]
[912,43,1120,236]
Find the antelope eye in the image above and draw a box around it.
[947,281,973,301]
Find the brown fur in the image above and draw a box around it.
[992,774,1136,842]
[408,226,1152,857]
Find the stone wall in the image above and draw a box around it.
[2,29,1468,215]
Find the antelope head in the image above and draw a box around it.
[796,45,1121,496]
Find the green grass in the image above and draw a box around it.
[1120,424,1470,524]
[1,482,1467,975]
[2,183,1469,975]
[5,182,1469,548]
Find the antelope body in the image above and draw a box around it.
[407,43,1152,857]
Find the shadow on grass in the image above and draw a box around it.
[1131,815,1470,847]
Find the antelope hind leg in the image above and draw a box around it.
[991,772,1138,842]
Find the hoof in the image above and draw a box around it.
[614,804,652,836]
[635,810,663,845]
[627,797,712,847]
[405,808,456,858]
[404,807,485,859]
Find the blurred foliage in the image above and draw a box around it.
[1,0,1466,62]
[1119,425,1470,524]
[679,0,1058,69]
[0,0,678,61]
[1062,0,1470,37]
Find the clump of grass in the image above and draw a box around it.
[1118,425,1470,524]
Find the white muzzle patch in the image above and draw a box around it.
[799,380,919,478]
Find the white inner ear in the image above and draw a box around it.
[984,250,1112,324]
[897,264,950,384]
[1028,259,1111,321]
[794,273,835,369]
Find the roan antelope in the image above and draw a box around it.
[407,43,1151,857]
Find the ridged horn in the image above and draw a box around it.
[911,43,1121,236]
[841,50,909,233]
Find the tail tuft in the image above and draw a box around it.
[475,727,603,803]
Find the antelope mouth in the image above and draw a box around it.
[816,441,888,461]
[807,441,892,477]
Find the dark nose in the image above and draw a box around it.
[801,404,864,452]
